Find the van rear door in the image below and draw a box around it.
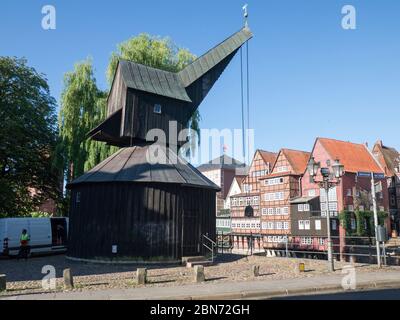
[28,219,52,253]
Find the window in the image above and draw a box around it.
[267,222,275,230]
[276,166,288,173]
[301,237,312,245]
[283,221,289,230]
[246,197,251,205]
[76,192,81,203]
[261,208,268,215]
[298,220,305,230]
[265,192,284,202]
[261,222,268,230]
[330,202,338,211]
[265,177,284,186]
[275,207,281,215]
[318,238,325,246]
[283,207,289,215]
[304,220,311,230]
[298,204,304,212]
[243,184,252,192]
[320,187,337,202]
[239,198,244,206]
[346,189,352,196]
[276,222,283,230]
[268,208,274,215]
[351,218,356,230]
[304,204,310,212]
[331,220,337,230]
[153,104,162,114]
[315,220,321,230]
[253,196,259,205]
[347,205,354,212]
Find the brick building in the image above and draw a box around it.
[230,150,277,252]
[259,149,310,249]
[198,154,244,215]
[300,138,390,257]
[372,140,400,234]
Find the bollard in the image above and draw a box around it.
[350,255,356,265]
[194,265,205,283]
[0,274,6,292]
[298,263,305,273]
[252,265,260,277]
[63,268,74,290]
[136,268,147,285]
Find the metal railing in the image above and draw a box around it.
[215,232,398,266]
[202,234,217,262]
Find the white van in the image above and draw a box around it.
[0,217,68,257]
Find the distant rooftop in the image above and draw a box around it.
[197,154,245,172]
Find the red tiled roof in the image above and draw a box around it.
[258,150,278,165]
[281,149,311,175]
[318,138,383,174]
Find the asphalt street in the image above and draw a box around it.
[274,289,400,300]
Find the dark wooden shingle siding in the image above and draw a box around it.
[68,183,216,260]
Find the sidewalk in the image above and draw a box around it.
[3,270,400,300]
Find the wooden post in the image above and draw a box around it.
[136,268,147,285]
[194,265,205,283]
[252,265,260,277]
[0,274,6,292]
[63,268,74,290]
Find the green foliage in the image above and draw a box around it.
[106,33,196,84]
[30,211,52,218]
[57,59,116,183]
[339,210,388,237]
[0,57,60,217]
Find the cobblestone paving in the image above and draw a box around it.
[1,254,399,297]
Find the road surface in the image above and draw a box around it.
[274,289,400,300]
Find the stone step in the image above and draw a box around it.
[186,260,214,268]
[181,256,208,265]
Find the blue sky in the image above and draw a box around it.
[1,0,400,163]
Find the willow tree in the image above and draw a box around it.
[57,59,116,184]
[107,33,201,157]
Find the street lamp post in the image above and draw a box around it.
[307,157,344,272]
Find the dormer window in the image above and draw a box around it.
[153,104,162,114]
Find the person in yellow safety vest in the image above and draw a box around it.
[19,229,31,260]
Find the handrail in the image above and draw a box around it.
[202,234,217,262]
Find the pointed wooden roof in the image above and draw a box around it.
[67,146,220,190]
[178,27,253,87]
[115,27,253,103]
